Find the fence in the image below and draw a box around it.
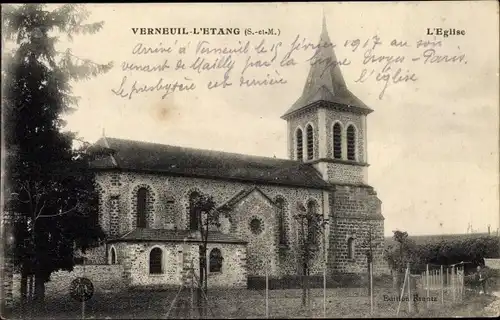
[395,262,468,316]
[8,261,493,319]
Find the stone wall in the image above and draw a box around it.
[93,156,384,280]
[84,245,108,265]
[121,241,246,288]
[230,189,284,277]
[206,243,247,287]
[95,171,324,279]
[329,185,386,275]
[11,265,125,301]
[326,162,366,185]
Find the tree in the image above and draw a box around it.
[384,230,418,294]
[189,192,221,317]
[2,4,112,305]
[357,222,383,296]
[294,201,327,311]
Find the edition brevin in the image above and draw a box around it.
[131,27,241,36]
[426,28,466,37]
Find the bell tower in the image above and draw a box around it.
[282,16,373,185]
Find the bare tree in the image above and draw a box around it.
[294,201,327,311]
[357,222,383,296]
[190,192,221,317]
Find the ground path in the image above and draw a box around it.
[483,291,500,316]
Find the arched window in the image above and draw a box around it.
[306,125,314,160]
[149,247,163,274]
[275,197,287,245]
[307,200,319,245]
[347,237,355,259]
[333,123,342,159]
[189,192,201,231]
[296,128,303,160]
[110,247,117,264]
[347,125,356,161]
[209,248,223,273]
[137,187,149,228]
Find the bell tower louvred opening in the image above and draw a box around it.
[282,14,372,185]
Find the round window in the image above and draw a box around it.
[250,218,263,234]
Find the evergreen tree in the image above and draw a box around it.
[2,4,112,304]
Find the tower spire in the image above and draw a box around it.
[281,14,373,119]
[322,9,327,36]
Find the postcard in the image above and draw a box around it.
[1,2,499,319]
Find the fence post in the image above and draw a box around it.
[431,270,434,290]
[447,267,450,289]
[407,263,411,314]
[370,262,374,315]
[426,264,430,309]
[323,265,326,318]
[440,265,444,305]
[452,266,455,302]
[265,268,269,319]
[431,270,434,289]
[433,270,436,289]
[396,267,409,317]
[461,266,464,301]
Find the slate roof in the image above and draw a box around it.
[282,16,373,119]
[90,137,329,189]
[109,228,247,244]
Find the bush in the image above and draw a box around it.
[385,235,499,272]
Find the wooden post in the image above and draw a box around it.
[370,262,374,315]
[396,267,409,316]
[426,264,430,309]
[82,256,86,320]
[265,268,269,319]
[446,267,451,290]
[452,267,455,302]
[440,265,444,305]
[431,270,433,289]
[461,266,464,300]
[190,264,194,319]
[433,270,436,289]
[323,266,326,318]
[433,270,437,290]
[323,230,327,319]
[407,264,411,314]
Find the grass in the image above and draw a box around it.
[7,285,498,319]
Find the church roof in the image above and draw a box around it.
[90,137,329,189]
[109,228,247,245]
[281,16,373,119]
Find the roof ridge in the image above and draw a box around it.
[104,137,297,164]
[91,137,330,189]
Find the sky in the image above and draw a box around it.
[35,2,499,236]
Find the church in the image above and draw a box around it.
[86,19,386,288]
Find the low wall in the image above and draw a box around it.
[12,264,124,300]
